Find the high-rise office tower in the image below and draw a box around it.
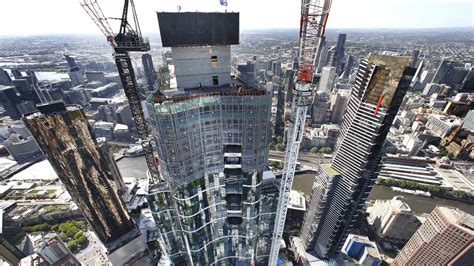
[300,54,415,259]
[393,206,473,266]
[342,55,354,80]
[274,76,285,137]
[311,91,330,126]
[329,89,350,124]
[319,66,336,92]
[411,49,420,68]
[417,69,435,92]
[148,12,277,265]
[11,69,22,79]
[142,53,157,92]
[68,67,84,86]
[23,102,143,254]
[461,67,474,91]
[12,76,41,104]
[0,85,22,119]
[432,58,453,84]
[331,34,346,76]
[284,68,296,105]
[430,58,467,89]
[64,54,78,69]
[316,37,329,73]
[271,59,282,76]
[0,68,12,86]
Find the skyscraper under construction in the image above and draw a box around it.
[23,102,148,263]
[146,12,278,265]
[300,54,416,259]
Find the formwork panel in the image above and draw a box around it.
[157,12,239,47]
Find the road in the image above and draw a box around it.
[268,150,332,168]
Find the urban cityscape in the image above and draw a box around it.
[0,0,472,265]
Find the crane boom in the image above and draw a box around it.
[80,0,158,184]
[269,1,332,264]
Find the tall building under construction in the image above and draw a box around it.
[146,12,278,265]
[300,54,416,259]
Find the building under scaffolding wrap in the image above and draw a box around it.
[146,12,279,265]
[23,102,142,250]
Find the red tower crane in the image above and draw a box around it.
[269,0,332,264]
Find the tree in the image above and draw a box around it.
[67,240,78,250]
[276,136,284,144]
[72,220,87,230]
[59,232,68,242]
[319,147,332,154]
[275,143,285,151]
[452,190,467,198]
[278,161,284,169]
[73,231,83,240]
[310,147,318,154]
[28,223,50,232]
[76,235,88,247]
[269,161,278,168]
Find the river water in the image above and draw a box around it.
[117,157,473,215]
[294,173,473,215]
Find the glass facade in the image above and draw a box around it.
[147,93,278,265]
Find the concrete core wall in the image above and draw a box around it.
[172,45,231,89]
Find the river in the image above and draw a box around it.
[293,173,473,215]
[116,157,473,215]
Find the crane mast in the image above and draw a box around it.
[80,0,159,184]
[269,0,332,264]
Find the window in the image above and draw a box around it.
[212,76,219,86]
[211,55,218,68]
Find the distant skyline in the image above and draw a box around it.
[0,0,472,36]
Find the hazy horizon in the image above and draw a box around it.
[0,26,473,38]
[0,0,472,36]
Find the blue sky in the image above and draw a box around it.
[0,0,472,36]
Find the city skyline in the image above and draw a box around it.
[0,0,472,36]
[0,0,472,264]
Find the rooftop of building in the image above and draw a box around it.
[23,101,82,120]
[90,82,117,93]
[390,196,411,212]
[288,190,306,211]
[347,234,374,245]
[321,164,339,176]
[363,54,413,108]
[0,85,15,91]
[438,206,474,234]
[429,114,462,125]
[463,110,474,132]
[150,77,267,105]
